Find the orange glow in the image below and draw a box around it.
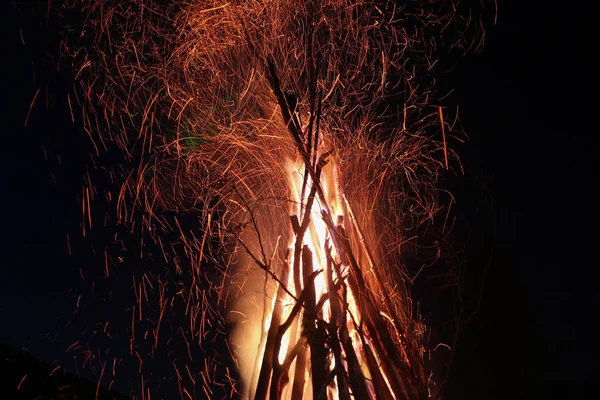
[63,0,486,396]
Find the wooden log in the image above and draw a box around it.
[338,283,370,400]
[333,223,417,399]
[255,256,291,400]
[271,269,322,400]
[325,243,350,400]
[301,246,327,400]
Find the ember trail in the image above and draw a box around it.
[62,0,486,398]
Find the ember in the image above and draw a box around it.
[60,0,488,398]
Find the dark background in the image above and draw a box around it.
[1,1,594,399]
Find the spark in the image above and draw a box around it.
[24,88,40,127]
[58,0,489,398]
[17,374,27,390]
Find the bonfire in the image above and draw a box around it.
[59,0,488,398]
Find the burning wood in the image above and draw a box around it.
[234,60,429,399]
[238,67,429,399]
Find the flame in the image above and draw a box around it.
[277,156,365,400]
[228,147,406,399]
[285,157,335,298]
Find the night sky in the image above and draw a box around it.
[1,1,594,399]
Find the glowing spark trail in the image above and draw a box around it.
[58,0,489,398]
